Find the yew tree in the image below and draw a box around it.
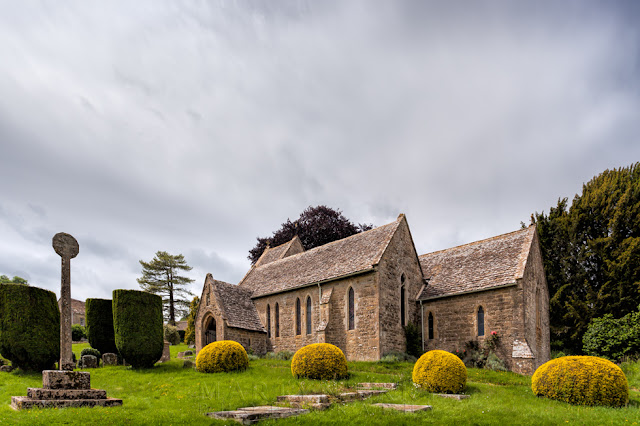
[137,251,195,325]
[248,205,373,264]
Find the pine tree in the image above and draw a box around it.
[184,296,199,345]
[137,251,195,325]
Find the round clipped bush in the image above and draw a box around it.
[164,324,181,345]
[196,340,249,373]
[0,284,60,371]
[412,349,467,394]
[532,356,628,407]
[291,343,348,380]
[86,298,118,355]
[71,324,86,341]
[113,290,163,369]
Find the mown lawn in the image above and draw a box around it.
[0,344,638,425]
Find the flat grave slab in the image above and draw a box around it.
[373,403,432,413]
[436,393,470,400]
[207,406,308,424]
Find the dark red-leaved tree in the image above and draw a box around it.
[248,205,373,264]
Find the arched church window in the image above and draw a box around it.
[275,303,280,337]
[400,284,406,327]
[428,312,434,340]
[477,306,485,336]
[296,298,301,335]
[348,287,355,330]
[306,296,312,335]
[266,304,271,338]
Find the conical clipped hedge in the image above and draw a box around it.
[113,290,163,368]
[0,284,60,371]
[86,298,118,355]
[532,356,629,407]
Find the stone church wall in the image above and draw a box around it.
[521,231,551,372]
[253,271,380,361]
[377,217,425,356]
[421,285,518,369]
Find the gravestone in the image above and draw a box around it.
[81,355,98,369]
[102,353,118,366]
[159,341,170,362]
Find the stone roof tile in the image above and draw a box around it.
[211,279,266,332]
[240,217,402,298]
[417,226,536,300]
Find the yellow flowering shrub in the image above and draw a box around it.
[291,343,348,380]
[195,340,249,373]
[412,350,466,394]
[532,356,628,407]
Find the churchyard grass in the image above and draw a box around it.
[0,343,637,424]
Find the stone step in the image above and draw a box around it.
[276,394,331,410]
[42,370,90,390]
[357,382,397,390]
[27,388,107,400]
[11,396,123,410]
[338,389,387,402]
[373,403,432,412]
[207,406,308,424]
[435,394,470,400]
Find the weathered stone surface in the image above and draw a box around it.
[182,360,194,369]
[276,394,330,410]
[42,370,91,390]
[53,232,80,372]
[0,365,14,373]
[27,388,107,400]
[81,355,98,369]
[435,394,470,400]
[358,382,397,390]
[184,350,194,356]
[373,403,432,412]
[11,396,122,410]
[159,341,170,362]
[102,353,118,366]
[338,390,387,402]
[177,351,185,358]
[206,406,308,424]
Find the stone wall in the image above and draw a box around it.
[521,231,551,372]
[253,271,380,361]
[376,216,424,355]
[421,285,518,369]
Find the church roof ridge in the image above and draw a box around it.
[240,216,403,297]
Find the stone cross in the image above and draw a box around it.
[52,232,79,371]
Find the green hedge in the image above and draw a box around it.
[113,290,163,368]
[86,298,118,355]
[0,284,60,371]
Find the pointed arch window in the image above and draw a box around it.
[428,312,434,340]
[348,287,355,330]
[477,306,485,337]
[306,296,312,335]
[275,303,280,337]
[296,298,301,335]
[266,304,271,338]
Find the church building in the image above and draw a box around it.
[195,214,550,374]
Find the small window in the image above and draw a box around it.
[296,298,301,335]
[275,303,280,337]
[306,296,312,335]
[400,285,406,327]
[428,312,434,340]
[477,306,485,337]
[266,304,271,338]
[348,287,355,330]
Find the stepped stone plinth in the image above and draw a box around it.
[11,370,122,410]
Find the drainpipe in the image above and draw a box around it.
[420,300,424,352]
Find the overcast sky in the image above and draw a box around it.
[0,1,638,303]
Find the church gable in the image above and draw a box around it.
[254,235,305,267]
[417,226,536,300]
